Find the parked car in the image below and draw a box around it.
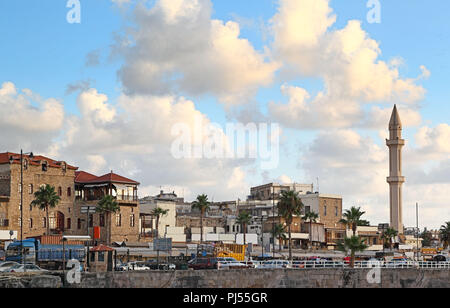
[258,260,291,269]
[122,262,151,271]
[0,261,19,272]
[433,255,449,263]
[188,258,218,270]
[386,258,410,268]
[217,257,249,269]
[7,264,48,273]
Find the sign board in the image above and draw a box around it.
[154,238,172,251]
[81,206,96,214]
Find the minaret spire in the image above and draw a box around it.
[386,105,405,234]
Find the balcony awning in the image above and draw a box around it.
[84,184,109,188]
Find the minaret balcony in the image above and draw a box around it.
[387,176,406,183]
[386,139,405,146]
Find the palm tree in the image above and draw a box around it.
[382,227,398,250]
[191,194,211,244]
[277,190,304,261]
[337,236,368,268]
[271,223,287,252]
[151,207,169,238]
[439,222,450,249]
[96,195,120,246]
[31,184,61,235]
[339,206,370,236]
[303,211,319,249]
[236,211,252,246]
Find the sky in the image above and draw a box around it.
[0,0,449,229]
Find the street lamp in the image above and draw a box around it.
[10,150,33,265]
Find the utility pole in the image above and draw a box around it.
[416,202,419,262]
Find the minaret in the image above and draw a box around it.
[386,105,405,234]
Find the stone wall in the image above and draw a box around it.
[2,269,449,288]
[64,269,450,288]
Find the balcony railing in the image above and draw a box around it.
[76,195,138,202]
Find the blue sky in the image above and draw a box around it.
[1,0,449,228]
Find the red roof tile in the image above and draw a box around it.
[76,171,140,185]
[0,152,78,170]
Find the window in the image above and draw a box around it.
[18,183,22,193]
[98,251,105,262]
[29,184,33,194]
[58,187,62,196]
[67,218,71,230]
[42,162,48,172]
[67,187,72,197]
[130,214,135,227]
[89,214,93,228]
[335,206,338,217]
[305,206,311,214]
[90,253,95,263]
[116,214,122,227]
[324,205,327,217]
[77,219,82,230]
[42,217,47,228]
[29,218,33,229]
[100,214,105,227]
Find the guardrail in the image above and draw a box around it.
[216,260,450,270]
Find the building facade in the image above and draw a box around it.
[75,171,140,244]
[0,152,78,239]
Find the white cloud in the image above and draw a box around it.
[0,81,64,152]
[116,0,278,106]
[269,0,427,129]
[57,88,252,201]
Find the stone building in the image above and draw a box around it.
[0,152,78,239]
[75,171,140,244]
[248,183,314,202]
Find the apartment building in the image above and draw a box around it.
[75,171,140,244]
[0,152,78,239]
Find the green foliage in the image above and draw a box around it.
[302,211,319,223]
[96,195,120,214]
[30,184,61,211]
[191,194,211,214]
[440,222,450,248]
[339,206,369,234]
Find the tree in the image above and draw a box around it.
[337,236,368,268]
[96,195,120,246]
[382,228,398,250]
[151,207,169,238]
[271,223,287,252]
[191,194,211,244]
[236,211,252,246]
[339,206,370,236]
[277,190,304,261]
[440,222,450,249]
[31,184,61,235]
[303,211,319,249]
[421,229,433,247]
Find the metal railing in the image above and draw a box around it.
[215,260,450,270]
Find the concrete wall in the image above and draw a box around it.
[65,269,450,288]
[2,269,449,288]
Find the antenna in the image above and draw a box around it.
[317,177,320,193]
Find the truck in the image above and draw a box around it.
[5,235,86,270]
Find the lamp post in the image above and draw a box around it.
[10,150,33,266]
[272,186,275,259]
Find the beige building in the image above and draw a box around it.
[0,152,78,239]
[75,171,140,244]
[248,183,314,201]
[300,193,343,229]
